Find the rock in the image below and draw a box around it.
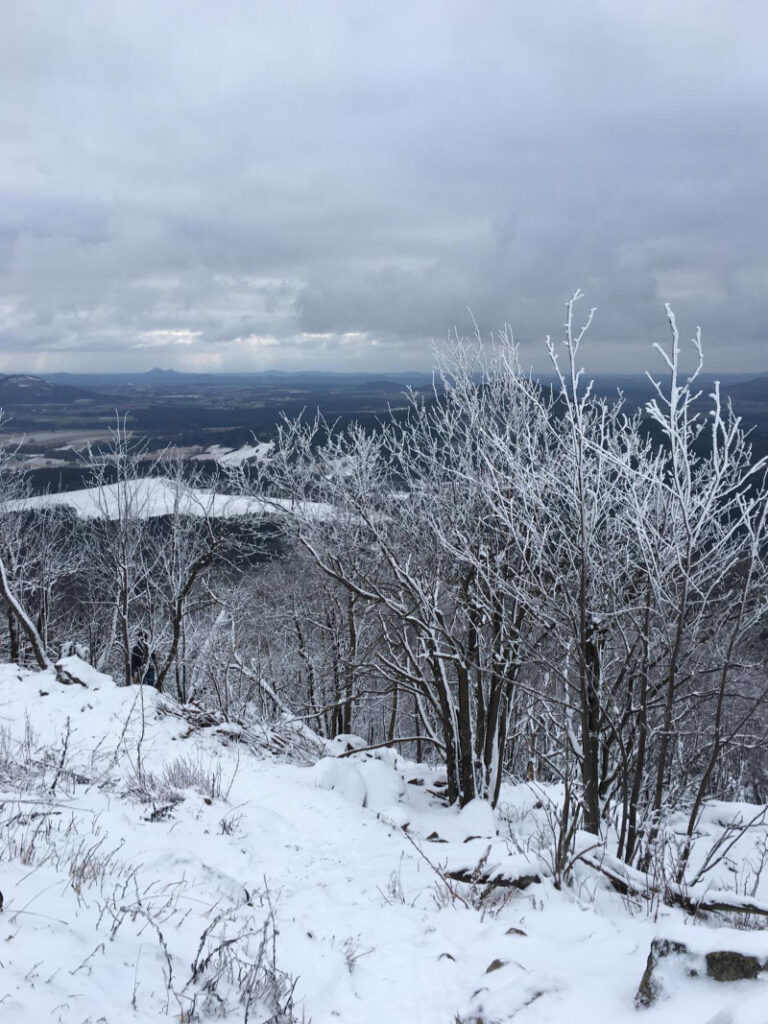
[485,959,507,973]
[636,939,691,1008]
[457,799,498,840]
[312,757,367,806]
[357,758,405,810]
[706,951,765,982]
[377,805,410,830]
[215,722,243,739]
[325,733,367,755]
[637,938,768,1008]
[54,655,114,690]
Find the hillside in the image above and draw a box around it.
[0,374,97,406]
[1,661,767,1023]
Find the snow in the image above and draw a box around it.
[194,441,275,467]
[457,797,498,838]
[313,756,368,806]
[54,654,115,689]
[708,991,768,1024]
[0,664,767,1023]
[8,476,330,521]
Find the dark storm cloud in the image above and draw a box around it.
[1,1,766,372]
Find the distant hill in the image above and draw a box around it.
[144,367,184,379]
[41,369,436,388]
[0,374,97,406]
[719,372,768,405]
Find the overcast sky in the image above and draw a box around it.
[1,1,766,374]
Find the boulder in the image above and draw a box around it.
[54,655,114,690]
[637,936,768,1008]
[706,951,765,983]
[636,938,693,1008]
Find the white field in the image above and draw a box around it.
[9,476,327,521]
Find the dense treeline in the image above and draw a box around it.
[2,297,768,876]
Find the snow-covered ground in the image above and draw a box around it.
[0,662,767,1023]
[8,477,328,521]
[194,442,275,468]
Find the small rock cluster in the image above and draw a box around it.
[637,936,768,1008]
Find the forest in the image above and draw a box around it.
[2,295,768,890]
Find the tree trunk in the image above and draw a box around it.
[0,555,50,669]
[7,606,19,664]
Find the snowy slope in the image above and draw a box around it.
[8,477,328,520]
[0,663,767,1023]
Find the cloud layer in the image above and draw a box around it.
[1,1,766,373]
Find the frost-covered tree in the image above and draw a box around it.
[0,436,55,669]
[82,424,247,692]
[264,345,550,806]
[265,296,768,838]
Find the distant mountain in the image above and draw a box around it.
[0,374,97,406]
[41,369,437,389]
[720,372,768,404]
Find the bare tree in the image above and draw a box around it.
[0,433,51,669]
[263,297,768,842]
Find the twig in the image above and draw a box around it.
[400,829,469,908]
[337,736,443,758]
[50,717,71,794]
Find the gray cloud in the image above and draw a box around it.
[1,1,767,373]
